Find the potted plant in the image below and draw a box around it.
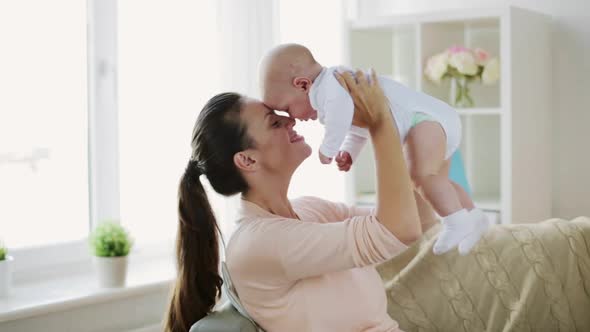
[89,222,133,288]
[0,240,13,297]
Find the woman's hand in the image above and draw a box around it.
[333,69,389,130]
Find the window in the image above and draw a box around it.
[0,0,88,248]
[118,0,223,244]
[1,0,349,257]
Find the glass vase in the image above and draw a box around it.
[450,76,474,108]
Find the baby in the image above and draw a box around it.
[259,43,490,255]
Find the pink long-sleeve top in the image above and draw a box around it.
[225,196,408,332]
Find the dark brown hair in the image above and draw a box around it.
[165,92,253,332]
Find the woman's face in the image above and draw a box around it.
[239,98,311,175]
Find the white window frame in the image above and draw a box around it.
[10,0,173,280]
[86,0,120,231]
[10,0,286,280]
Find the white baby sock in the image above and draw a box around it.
[433,209,475,255]
[458,208,491,256]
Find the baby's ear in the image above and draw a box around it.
[293,77,312,92]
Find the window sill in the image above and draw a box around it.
[0,251,176,323]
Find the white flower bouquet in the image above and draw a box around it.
[424,46,500,107]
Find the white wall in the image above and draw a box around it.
[356,0,590,218]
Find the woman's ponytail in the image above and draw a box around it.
[164,92,251,332]
[164,161,223,332]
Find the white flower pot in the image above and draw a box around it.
[93,256,128,288]
[0,256,14,297]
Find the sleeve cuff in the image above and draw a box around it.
[319,144,338,159]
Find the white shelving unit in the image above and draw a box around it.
[344,7,552,224]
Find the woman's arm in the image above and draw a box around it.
[232,215,409,281]
[335,70,421,245]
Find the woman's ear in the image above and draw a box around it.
[292,77,312,93]
[234,150,259,172]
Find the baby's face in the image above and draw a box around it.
[264,90,317,121]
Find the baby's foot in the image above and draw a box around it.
[458,209,491,255]
[433,209,475,255]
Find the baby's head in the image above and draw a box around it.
[259,43,321,120]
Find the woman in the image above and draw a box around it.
[165,70,425,332]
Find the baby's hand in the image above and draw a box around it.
[319,151,332,164]
[335,151,353,172]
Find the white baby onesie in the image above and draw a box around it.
[309,66,462,161]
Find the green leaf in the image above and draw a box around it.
[89,221,134,257]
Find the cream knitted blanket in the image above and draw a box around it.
[378,217,590,332]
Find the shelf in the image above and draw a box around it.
[350,8,506,29]
[473,194,501,211]
[356,192,376,206]
[356,192,500,212]
[459,115,501,201]
[347,6,553,224]
[348,25,418,89]
[456,108,502,116]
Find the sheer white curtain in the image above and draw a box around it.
[118,0,223,244]
[215,0,279,236]
[214,0,351,238]
[279,0,350,204]
[217,0,278,98]
[119,0,279,245]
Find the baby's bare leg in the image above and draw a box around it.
[414,190,438,233]
[405,122,461,217]
[406,122,480,255]
[439,161,475,211]
[451,181,475,210]
[445,156,491,255]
